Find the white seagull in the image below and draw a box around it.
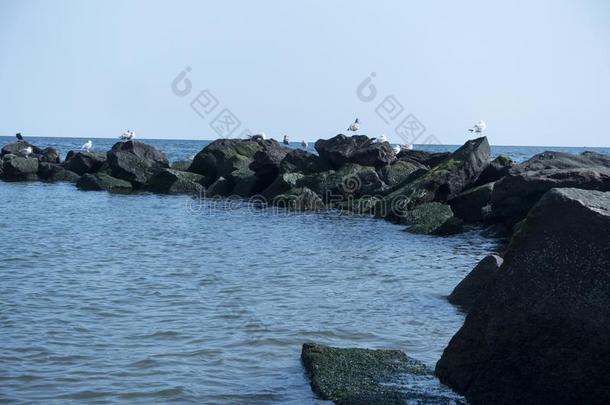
[250,133,267,141]
[81,140,93,152]
[392,145,401,154]
[373,134,388,144]
[18,146,33,157]
[468,120,487,134]
[120,130,136,140]
[347,118,360,133]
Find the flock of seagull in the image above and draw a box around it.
[12,120,487,156]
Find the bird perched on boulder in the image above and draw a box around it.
[347,118,360,133]
[81,140,93,152]
[16,132,24,141]
[469,120,487,134]
[18,146,33,157]
[120,130,136,140]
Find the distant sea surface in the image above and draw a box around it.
[1,137,608,403]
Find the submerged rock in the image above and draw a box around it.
[76,173,133,193]
[448,254,503,310]
[106,141,169,187]
[63,151,107,175]
[403,202,464,236]
[302,343,464,405]
[147,169,205,194]
[436,188,610,405]
[315,134,395,168]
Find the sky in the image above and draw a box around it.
[0,0,609,146]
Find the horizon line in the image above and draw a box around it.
[0,133,608,149]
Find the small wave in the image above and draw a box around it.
[119,386,184,399]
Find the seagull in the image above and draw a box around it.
[81,140,93,152]
[372,134,388,144]
[468,120,487,134]
[16,133,24,141]
[392,145,401,154]
[347,118,360,133]
[18,146,33,157]
[283,135,290,145]
[120,130,136,140]
[301,140,308,149]
[250,133,267,141]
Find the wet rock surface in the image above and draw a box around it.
[302,343,464,405]
[448,254,503,310]
[437,188,610,405]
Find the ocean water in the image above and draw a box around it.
[1,136,608,403]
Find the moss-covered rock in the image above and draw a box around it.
[1,155,39,181]
[302,343,464,405]
[63,151,107,175]
[449,182,495,222]
[38,162,80,183]
[273,187,324,211]
[147,168,205,194]
[403,202,464,235]
[380,159,426,187]
[76,173,133,193]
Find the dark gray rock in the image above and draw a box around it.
[249,142,292,193]
[273,187,324,211]
[35,147,61,163]
[403,202,464,235]
[474,155,514,186]
[106,141,169,187]
[279,149,332,175]
[147,168,205,194]
[449,182,495,222]
[38,162,80,183]
[448,254,503,310]
[436,188,610,405]
[302,343,464,405]
[63,151,107,175]
[1,140,42,156]
[76,173,133,193]
[518,150,610,171]
[315,134,396,168]
[397,150,451,168]
[188,138,270,181]
[230,168,258,197]
[1,155,39,181]
[380,137,490,220]
[491,168,610,227]
[261,172,304,199]
[206,176,233,197]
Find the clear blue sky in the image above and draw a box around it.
[1,0,609,146]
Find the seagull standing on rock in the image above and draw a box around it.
[372,134,388,144]
[16,133,24,141]
[120,130,136,141]
[82,140,93,152]
[347,118,360,133]
[469,120,487,134]
[18,146,33,157]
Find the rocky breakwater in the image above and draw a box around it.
[436,188,610,404]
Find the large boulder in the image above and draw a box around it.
[490,151,610,227]
[380,159,427,187]
[279,149,332,175]
[448,254,503,310]
[380,137,490,220]
[76,173,133,193]
[38,162,80,183]
[205,176,233,197]
[106,141,169,187]
[302,343,464,405]
[449,182,495,222]
[402,202,464,235]
[261,172,304,199]
[436,188,610,405]
[249,143,292,193]
[63,151,107,175]
[1,140,42,157]
[1,155,39,181]
[314,134,396,168]
[147,169,205,194]
[188,138,269,182]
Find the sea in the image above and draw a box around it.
[1,136,608,403]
